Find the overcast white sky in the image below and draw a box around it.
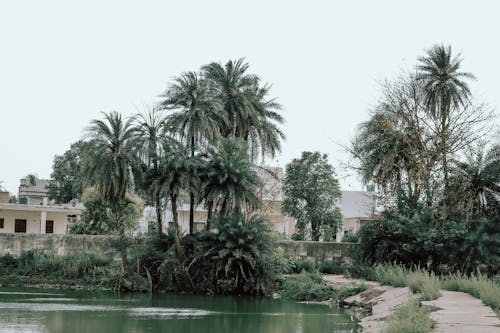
[1,1,499,194]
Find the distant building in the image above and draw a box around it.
[138,167,379,240]
[0,177,82,235]
[138,167,296,236]
[18,176,50,205]
[336,191,379,241]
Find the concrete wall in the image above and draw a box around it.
[0,234,356,264]
[0,234,120,258]
[278,240,355,264]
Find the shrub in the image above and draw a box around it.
[318,261,343,274]
[287,259,317,274]
[282,271,334,301]
[385,300,433,333]
[407,270,441,301]
[342,232,359,243]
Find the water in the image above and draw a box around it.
[0,287,357,333]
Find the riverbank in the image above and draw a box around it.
[323,274,500,332]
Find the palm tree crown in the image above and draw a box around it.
[84,111,138,205]
[417,44,475,119]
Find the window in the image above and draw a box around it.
[46,220,54,234]
[15,219,27,233]
[0,218,4,228]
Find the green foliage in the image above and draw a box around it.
[140,213,285,295]
[70,187,143,235]
[202,138,261,217]
[385,300,433,333]
[342,232,359,243]
[0,251,122,290]
[282,151,342,241]
[48,141,95,203]
[356,206,499,275]
[318,261,344,274]
[281,271,335,301]
[287,259,317,274]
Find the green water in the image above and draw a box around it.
[0,287,356,333]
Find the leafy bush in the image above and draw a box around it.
[358,208,499,276]
[0,251,121,290]
[318,261,344,274]
[342,232,359,243]
[282,271,334,301]
[141,213,286,295]
[287,259,317,273]
[385,300,433,333]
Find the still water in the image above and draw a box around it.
[0,287,356,333]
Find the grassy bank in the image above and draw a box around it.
[0,251,123,290]
[364,264,500,310]
[385,300,434,333]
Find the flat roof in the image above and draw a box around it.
[0,203,82,214]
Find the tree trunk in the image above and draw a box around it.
[189,136,195,234]
[155,193,163,236]
[171,192,179,231]
[189,192,194,234]
[206,201,213,230]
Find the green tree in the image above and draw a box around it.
[133,107,170,236]
[282,151,342,241]
[48,141,95,203]
[202,138,260,225]
[202,58,285,160]
[84,111,141,265]
[449,144,500,216]
[160,71,222,234]
[152,143,191,230]
[417,44,475,185]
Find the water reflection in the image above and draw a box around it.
[0,288,356,333]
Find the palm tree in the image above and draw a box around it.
[84,111,139,266]
[133,106,169,236]
[449,144,500,216]
[202,138,260,227]
[202,58,258,138]
[417,44,476,185]
[242,83,286,160]
[160,71,223,234]
[84,112,138,207]
[152,142,191,231]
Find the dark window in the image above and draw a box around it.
[15,219,27,233]
[0,218,4,228]
[45,220,54,234]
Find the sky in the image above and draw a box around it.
[1,0,499,194]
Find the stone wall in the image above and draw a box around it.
[278,240,356,263]
[0,234,355,263]
[0,234,121,258]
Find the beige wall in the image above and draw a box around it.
[0,209,70,234]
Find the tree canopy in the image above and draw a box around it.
[282,151,342,241]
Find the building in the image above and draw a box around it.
[18,176,50,205]
[138,167,378,240]
[336,191,379,241]
[0,193,82,234]
[138,167,296,236]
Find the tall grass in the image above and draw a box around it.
[0,251,120,289]
[385,300,433,333]
[373,265,441,300]
[281,271,335,301]
[441,274,500,310]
